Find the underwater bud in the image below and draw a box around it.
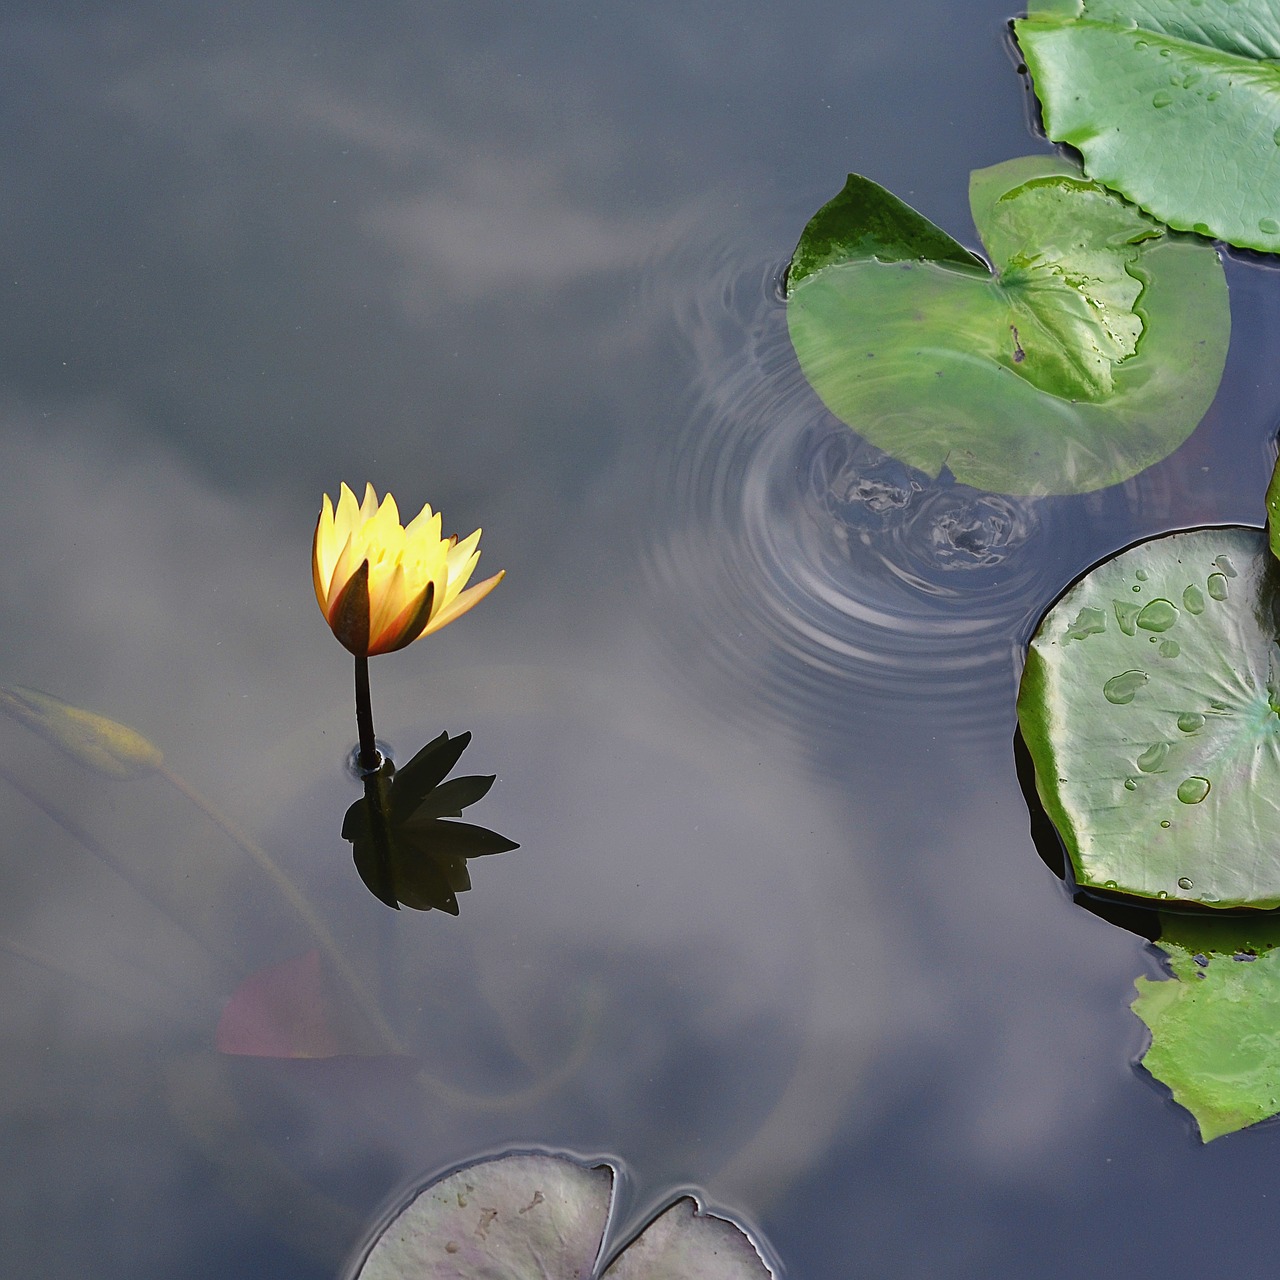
[0,685,163,778]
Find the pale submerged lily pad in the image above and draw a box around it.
[1016,0,1280,253]
[1134,914,1280,1141]
[1017,526,1280,908]
[349,1153,773,1280]
[786,156,1228,496]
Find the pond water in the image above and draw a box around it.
[6,2,1280,1276]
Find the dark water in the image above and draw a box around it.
[5,2,1280,1276]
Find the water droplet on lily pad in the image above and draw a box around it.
[1124,777,1138,791]
[1214,555,1238,578]
[1159,640,1179,657]
[1207,572,1229,600]
[1177,712,1205,733]
[1114,600,1140,635]
[1137,599,1178,632]
[1104,670,1148,704]
[1263,218,1280,235]
[1137,742,1170,772]
[1136,569,1149,582]
[1177,777,1211,804]
[1177,875,1195,890]
[1152,91,1173,107]
[1064,606,1107,641]
[1160,820,1171,829]
[1182,584,1205,614]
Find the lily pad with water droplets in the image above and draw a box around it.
[1134,914,1280,1141]
[348,1152,773,1280]
[1015,0,1280,253]
[785,156,1228,496]
[1017,525,1280,908]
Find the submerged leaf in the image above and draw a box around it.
[0,685,163,778]
[786,156,1228,495]
[1134,914,1280,1140]
[1018,526,1280,908]
[348,1152,773,1280]
[1016,0,1280,252]
[600,1197,772,1279]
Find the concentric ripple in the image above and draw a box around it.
[641,250,1079,741]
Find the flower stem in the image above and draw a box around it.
[353,653,379,774]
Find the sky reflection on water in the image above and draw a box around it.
[6,1,1280,1277]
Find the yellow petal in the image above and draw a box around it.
[422,570,504,635]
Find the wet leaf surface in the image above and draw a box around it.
[1016,0,1280,252]
[786,156,1228,495]
[1134,913,1280,1140]
[1018,526,1280,907]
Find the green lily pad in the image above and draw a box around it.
[1015,0,1280,253]
[1017,525,1280,908]
[1266,453,1280,563]
[350,1153,773,1280]
[786,156,1228,495]
[1134,914,1280,1140]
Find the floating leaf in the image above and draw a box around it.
[1017,526,1280,908]
[0,684,162,778]
[1267,453,1280,563]
[1134,914,1280,1140]
[786,156,1229,495]
[1016,0,1280,253]
[349,1152,772,1280]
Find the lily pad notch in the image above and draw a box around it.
[785,156,1228,495]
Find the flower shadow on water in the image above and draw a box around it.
[343,730,520,913]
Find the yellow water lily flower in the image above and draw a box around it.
[313,483,503,656]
